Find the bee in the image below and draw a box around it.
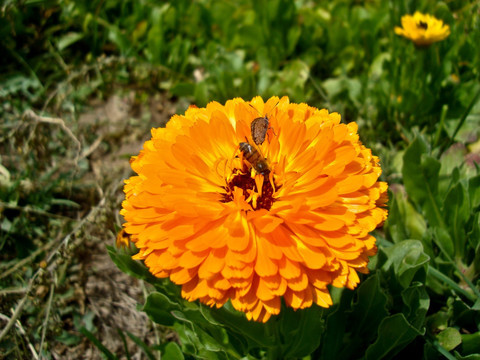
[116,228,131,248]
[418,21,428,29]
[239,141,270,175]
[249,101,279,145]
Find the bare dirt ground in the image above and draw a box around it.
[58,93,178,359]
[1,91,181,359]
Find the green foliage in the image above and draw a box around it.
[2,0,480,358]
[109,240,435,359]
[385,133,480,358]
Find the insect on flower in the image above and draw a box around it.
[120,96,389,323]
[394,12,450,46]
[116,228,131,248]
[249,102,278,145]
[239,141,270,175]
[418,20,428,29]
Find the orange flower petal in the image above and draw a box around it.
[121,96,388,322]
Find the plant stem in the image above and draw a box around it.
[428,266,476,303]
[442,86,480,155]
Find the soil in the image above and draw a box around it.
[62,92,178,359]
[2,92,181,359]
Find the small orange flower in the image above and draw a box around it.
[120,97,388,322]
[395,11,450,46]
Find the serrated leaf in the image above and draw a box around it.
[401,283,430,329]
[379,240,430,289]
[143,292,181,326]
[180,307,230,350]
[365,314,424,360]
[172,316,230,360]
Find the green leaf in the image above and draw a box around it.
[386,190,427,243]
[171,315,230,359]
[349,275,388,340]
[468,175,480,211]
[57,32,84,52]
[426,311,449,333]
[194,81,209,107]
[280,304,325,358]
[170,82,195,97]
[461,332,480,355]
[365,314,424,360]
[106,24,131,55]
[143,292,181,326]
[319,290,354,360]
[454,354,480,360]
[286,26,301,55]
[322,76,362,105]
[325,275,390,359]
[443,181,469,257]
[402,136,445,229]
[379,240,430,289]
[433,227,454,258]
[106,245,159,284]
[276,59,310,101]
[401,283,430,329]
[437,327,462,351]
[210,302,276,349]
[161,342,185,360]
[178,305,231,350]
[50,198,81,208]
[132,20,148,43]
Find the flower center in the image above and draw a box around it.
[417,21,428,29]
[222,171,275,211]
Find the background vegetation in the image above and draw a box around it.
[1,0,479,359]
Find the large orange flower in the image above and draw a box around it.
[120,96,388,322]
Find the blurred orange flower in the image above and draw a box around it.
[120,96,388,322]
[395,11,450,46]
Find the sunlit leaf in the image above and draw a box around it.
[437,327,462,351]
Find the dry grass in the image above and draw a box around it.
[0,88,180,359]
